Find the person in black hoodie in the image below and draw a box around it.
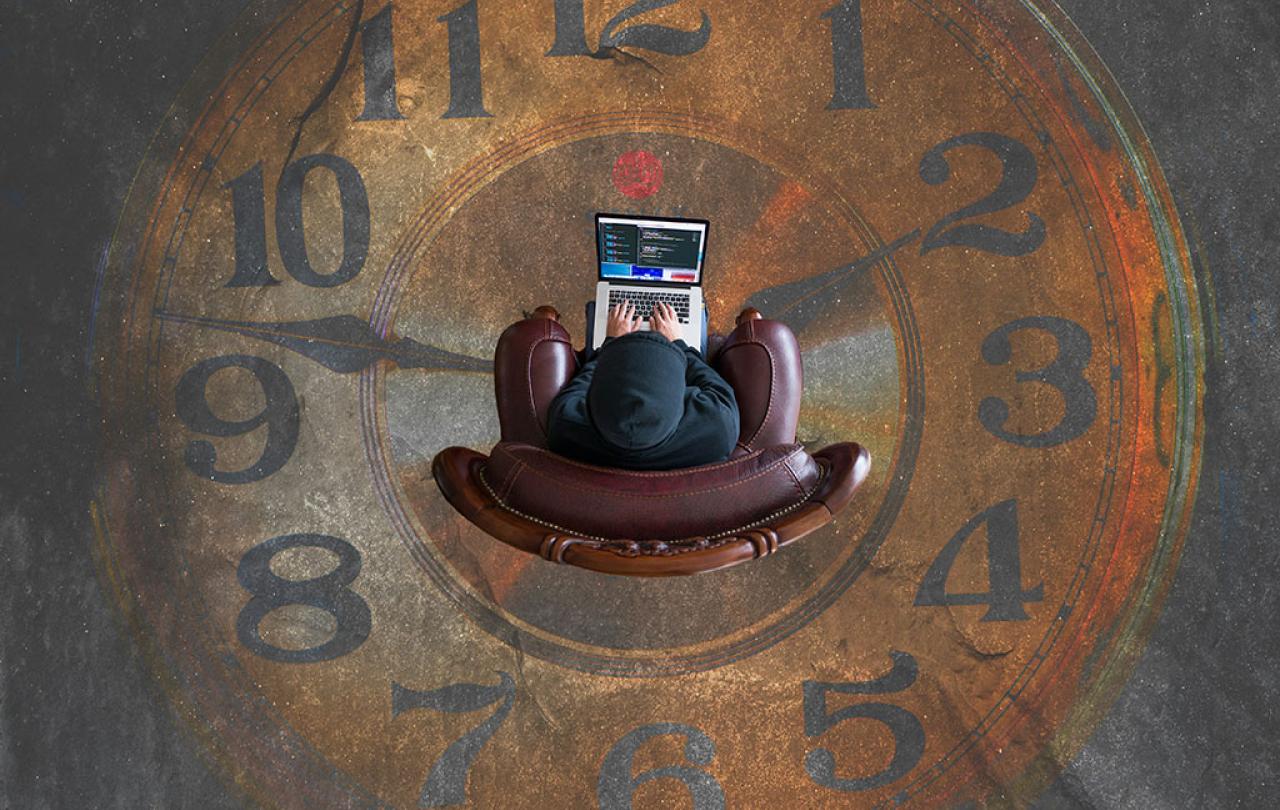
[545,301,740,471]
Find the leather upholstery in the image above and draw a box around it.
[493,314,576,447]
[716,317,803,455]
[484,442,821,541]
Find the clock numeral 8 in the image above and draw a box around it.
[803,652,925,793]
[236,533,372,663]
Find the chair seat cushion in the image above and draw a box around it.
[481,442,822,542]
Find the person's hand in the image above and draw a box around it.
[606,300,641,338]
[650,301,682,342]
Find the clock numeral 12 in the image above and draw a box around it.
[392,673,516,808]
[548,0,713,57]
[225,154,370,288]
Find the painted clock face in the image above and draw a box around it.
[92,0,1204,806]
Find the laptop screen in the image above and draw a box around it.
[596,214,709,285]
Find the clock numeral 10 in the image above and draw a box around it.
[225,154,370,288]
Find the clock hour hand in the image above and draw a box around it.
[744,228,920,333]
[154,312,493,374]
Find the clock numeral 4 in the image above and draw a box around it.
[598,723,725,810]
[803,652,925,793]
[225,155,370,288]
[392,673,516,808]
[236,534,372,662]
[915,499,1045,622]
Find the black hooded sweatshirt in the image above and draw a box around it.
[545,331,740,470]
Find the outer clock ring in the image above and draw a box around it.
[87,0,1206,806]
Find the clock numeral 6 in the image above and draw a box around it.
[803,652,925,793]
[176,354,300,484]
[236,533,372,663]
[979,316,1098,447]
[392,673,516,808]
[915,499,1045,622]
[225,154,370,288]
[598,723,725,810]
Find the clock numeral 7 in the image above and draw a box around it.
[803,652,925,793]
[391,673,515,808]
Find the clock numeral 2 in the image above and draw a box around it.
[176,354,300,484]
[236,534,372,662]
[392,673,516,808]
[548,0,712,57]
[225,154,370,288]
[803,652,925,793]
[598,723,725,810]
[915,500,1045,622]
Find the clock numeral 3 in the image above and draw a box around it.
[979,316,1098,447]
[176,354,300,484]
[803,652,925,792]
[236,534,372,663]
[548,0,712,57]
[392,673,515,808]
[919,132,1046,257]
[914,499,1045,622]
[598,723,725,810]
[225,155,370,288]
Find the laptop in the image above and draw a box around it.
[591,213,709,352]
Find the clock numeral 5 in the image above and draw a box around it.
[176,354,300,483]
[225,155,370,288]
[803,652,925,793]
[392,673,516,808]
[914,499,1045,622]
[236,533,372,662]
[598,723,725,810]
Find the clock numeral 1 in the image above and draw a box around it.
[225,154,370,288]
[357,3,406,121]
[176,354,300,483]
[915,500,1045,622]
[547,0,712,57]
[803,652,925,793]
[236,534,372,662]
[392,673,515,808]
[439,0,493,118]
[822,0,874,110]
[598,723,725,810]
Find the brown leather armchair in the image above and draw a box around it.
[432,307,870,576]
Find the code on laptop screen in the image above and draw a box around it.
[598,216,706,284]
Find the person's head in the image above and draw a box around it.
[587,332,686,451]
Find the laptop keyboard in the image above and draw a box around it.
[608,290,691,323]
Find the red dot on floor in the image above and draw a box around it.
[612,150,664,200]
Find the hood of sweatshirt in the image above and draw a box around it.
[586,331,687,451]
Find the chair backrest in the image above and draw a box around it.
[484,441,821,541]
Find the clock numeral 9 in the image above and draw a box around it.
[598,723,725,810]
[392,673,516,808]
[915,499,1044,622]
[236,533,372,663]
[919,132,1046,257]
[176,354,300,484]
[803,652,925,793]
[226,154,370,288]
[979,316,1098,447]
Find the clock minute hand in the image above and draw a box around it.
[744,228,920,333]
[153,312,493,374]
